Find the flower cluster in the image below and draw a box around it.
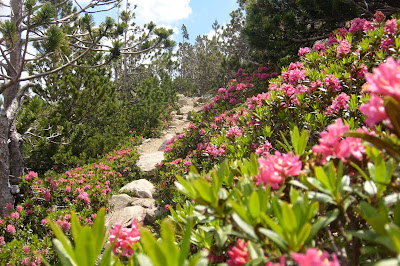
[256,151,302,189]
[108,220,141,257]
[227,239,249,266]
[312,119,365,162]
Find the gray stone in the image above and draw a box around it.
[105,205,147,228]
[137,152,164,173]
[144,208,159,224]
[109,194,133,210]
[131,198,155,209]
[177,106,192,115]
[119,179,155,198]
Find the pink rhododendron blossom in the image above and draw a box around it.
[349,18,366,33]
[336,39,351,57]
[6,224,15,234]
[380,38,395,51]
[326,93,350,115]
[313,119,365,161]
[313,42,326,51]
[108,219,140,257]
[24,171,38,181]
[23,245,30,254]
[256,151,302,189]
[16,205,23,212]
[298,47,311,57]
[6,203,13,209]
[363,21,376,32]
[384,19,398,34]
[227,239,249,266]
[359,94,388,127]
[0,236,4,245]
[324,75,341,91]
[10,212,19,219]
[226,126,243,138]
[292,248,340,266]
[374,11,385,23]
[255,141,272,157]
[356,64,368,78]
[364,57,400,101]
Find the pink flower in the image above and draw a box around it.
[226,126,243,138]
[324,75,341,91]
[313,119,365,161]
[356,64,368,78]
[10,212,19,219]
[6,224,15,234]
[326,93,350,115]
[255,141,272,157]
[365,57,400,101]
[65,186,71,192]
[21,257,30,265]
[24,171,38,181]
[349,18,366,33]
[291,248,340,266]
[313,43,326,51]
[380,38,395,52]
[0,236,5,245]
[359,94,388,127]
[298,47,311,57]
[6,203,13,209]
[256,152,302,189]
[336,39,351,57]
[108,220,140,257]
[227,239,249,266]
[41,219,48,225]
[43,190,51,201]
[374,11,385,23]
[363,21,376,32]
[384,19,398,34]
[23,245,30,254]
[16,205,23,212]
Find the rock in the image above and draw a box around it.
[131,198,155,209]
[137,152,164,173]
[158,134,174,151]
[177,94,188,105]
[144,208,159,224]
[105,206,147,228]
[109,194,133,210]
[187,111,193,121]
[119,179,155,198]
[177,106,193,115]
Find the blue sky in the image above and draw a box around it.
[99,0,240,44]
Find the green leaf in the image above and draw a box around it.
[281,202,297,232]
[74,227,93,266]
[48,220,76,264]
[258,228,289,252]
[308,209,339,242]
[52,239,76,266]
[160,220,179,265]
[232,213,257,240]
[91,208,106,256]
[248,191,260,220]
[178,218,194,265]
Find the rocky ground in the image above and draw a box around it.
[105,94,206,228]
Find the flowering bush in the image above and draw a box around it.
[0,140,141,265]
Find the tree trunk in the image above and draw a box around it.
[0,111,13,215]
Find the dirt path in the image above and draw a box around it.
[136,94,204,174]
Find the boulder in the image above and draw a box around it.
[131,198,155,209]
[144,208,159,224]
[105,205,147,228]
[177,106,193,115]
[119,179,155,198]
[109,194,133,210]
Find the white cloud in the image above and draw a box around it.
[130,0,192,25]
